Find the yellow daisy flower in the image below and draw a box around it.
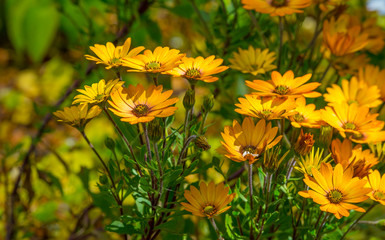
[246,70,321,99]
[121,46,185,74]
[288,97,321,128]
[320,103,385,143]
[235,96,296,120]
[108,84,179,124]
[315,0,349,12]
[220,118,282,164]
[228,47,276,76]
[167,56,228,83]
[323,16,369,57]
[324,77,382,108]
[73,79,124,105]
[242,0,312,16]
[84,37,145,69]
[181,181,236,218]
[299,163,370,219]
[366,170,385,205]
[358,64,385,101]
[295,147,331,176]
[54,104,102,130]
[331,139,379,179]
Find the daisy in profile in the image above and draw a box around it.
[324,77,381,108]
[299,163,371,219]
[320,103,385,143]
[54,104,102,130]
[366,170,385,205]
[323,16,368,57]
[121,47,185,74]
[85,37,145,69]
[181,181,236,218]
[73,79,124,105]
[288,97,321,128]
[167,56,228,83]
[220,118,282,164]
[108,84,178,124]
[241,0,311,16]
[331,139,379,179]
[228,47,276,76]
[246,70,321,99]
[235,96,296,120]
[295,148,331,176]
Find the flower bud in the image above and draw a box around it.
[194,136,211,151]
[183,89,195,110]
[202,94,214,113]
[294,130,314,156]
[99,175,108,185]
[148,118,163,141]
[105,137,115,150]
[319,125,333,148]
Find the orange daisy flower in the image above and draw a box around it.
[181,181,236,218]
[288,97,321,128]
[331,139,379,178]
[121,47,185,74]
[366,170,385,205]
[167,56,228,83]
[54,104,102,130]
[246,70,321,99]
[84,37,145,69]
[235,96,296,120]
[220,118,282,164]
[299,163,370,219]
[241,0,312,16]
[320,103,385,143]
[324,77,382,108]
[108,84,178,124]
[323,16,369,57]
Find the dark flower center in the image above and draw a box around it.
[133,104,149,117]
[145,61,161,71]
[270,0,288,8]
[373,190,385,201]
[293,113,305,122]
[275,85,290,95]
[344,122,356,130]
[328,189,343,204]
[203,205,217,218]
[185,68,201,79]
[111,57,121,64]
[241,145,257,155]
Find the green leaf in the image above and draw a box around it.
[105,220,141,234]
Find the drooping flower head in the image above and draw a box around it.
[322,16,369,57]
[366,170,385,205]
[242,0,312,16]
[168,56,228,83]
[54,104,102,130]
[181,181,236,218]
[235,95,296,120]
[108,84,179,124]
[122,47,185,74]
[295,147,331,176]
[332,54,369,77]
[331,139,379,178]
[73,79,124,105]
[320,103,385,143]
[288,97,321,128]
[246,70,321,99]
[324,77,382,108]
[294,130,315,156]
[299,163,371,219]
[228,47,276,76]
[220,118,282,164]
[84,38,145,69]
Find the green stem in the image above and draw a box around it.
[103,108,142,176]
[248,163,254,240]
[177,135,198,165]
[152,73,159,86]
[341,203,376,240]
[153,142,163,204]
[315,213,330,240]
[210,218,224,240]
[200,112,208,134]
